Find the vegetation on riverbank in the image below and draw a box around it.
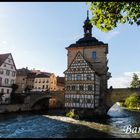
[66,109,79,119]
[119,93,140,111]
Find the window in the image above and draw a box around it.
[4,64,6,67]
[0,69,4,74]
[1,89,4,93]
[11,79,14,85]
[66,86,70,90]
[8,60,11,63]
[79,85,84,91]
[42,85,45,89]
[5,78,9,85]
[72,85,75,90]
[0,77,2,85]
[46,80,48,83]
[76,75,81,80]
[88,85,92,91]
[87,98,91,103]
[46,85,48,89]
[73,98,80,103]
[92,51,96,60]
[7,89,9,93]
[6,70,10,76]
[87,75,91,80]
[67,74,72,80]
[12,71,15,76]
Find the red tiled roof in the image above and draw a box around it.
[36,72,52,78]
[57,76,65,84]
[16,68,31,76]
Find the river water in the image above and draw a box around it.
[0,103,140,138]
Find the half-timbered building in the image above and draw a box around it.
[64,11,111,110]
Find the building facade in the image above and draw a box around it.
[33,73,57,92]
[64,11,111,110]
[16,68,31,92]
[26,72,36,90]
[0,53,16,104]
[56,76,65,91]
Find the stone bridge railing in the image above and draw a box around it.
[106,88,140,111]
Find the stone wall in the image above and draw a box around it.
[106,88,140,110]
[0,104,31,114]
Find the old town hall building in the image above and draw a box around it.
[64,11,111,112]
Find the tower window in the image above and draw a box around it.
[92,51,96,60]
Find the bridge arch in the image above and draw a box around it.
[106,88,140,112]
[31,96,52,108]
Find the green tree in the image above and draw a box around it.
[87,2,140,32]
[124,93,140,109]
[130,73,140,88]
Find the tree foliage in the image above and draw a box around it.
[130,73,140,88]
[124,93,140,109]
[87,2,140,32]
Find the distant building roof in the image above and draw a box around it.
[66,36,107,49]
[57,76,65,84]
[16,68,31,76]
[27,72,36,78]
[35,72,52,78]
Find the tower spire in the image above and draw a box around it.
[83,10,93,38]
[87,10,89,20]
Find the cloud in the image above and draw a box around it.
[124,72,140,78]
[108,71,140,88]
[0,41,8,47]
[104,31,119,42]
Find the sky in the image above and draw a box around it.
[0,2,140,88]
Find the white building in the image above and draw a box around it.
[0,53,16,104]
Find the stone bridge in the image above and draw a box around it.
[106,88,140,111]
[24,91,64,109]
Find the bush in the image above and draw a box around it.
[124,93,140,109]
[66,109,79,119]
